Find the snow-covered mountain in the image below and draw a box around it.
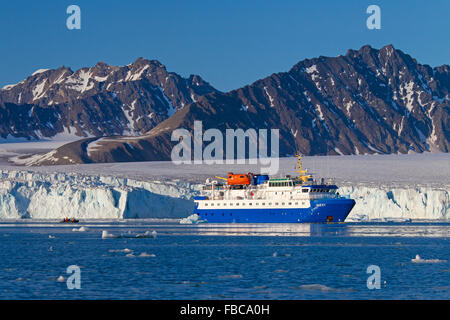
[0,58,217,139]
[2,44,449,165]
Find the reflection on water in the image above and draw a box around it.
[183,223,450,238]
[342,224,450,238]
[193,223,317,236]
[0,220,449,238]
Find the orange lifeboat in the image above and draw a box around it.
[227,172,251,185]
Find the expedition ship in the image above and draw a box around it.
[193,155,355,223]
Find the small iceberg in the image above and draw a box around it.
[179,214,205,224]
[57,276,65,282]
[411,254,447,264]
[139,252,156,257]
[102,230,119,239]
[72,226,88,232]
[134,230,157,239]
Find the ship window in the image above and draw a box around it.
[262,203,265,205]
[230,203,233,206]
[282,202,285,205]
[302,189,308,193]
[249,203,252,206]
[275,202,278,205]
[211,203,214,206]
[295,202,298,205]
[240,175,244,178]
[236,203,239,206]
[269,202,272,205]
[205,203,208,206]
[289,202,292,205]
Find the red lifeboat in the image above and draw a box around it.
[227,172,251,185]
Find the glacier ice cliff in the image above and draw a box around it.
[0,170,198,219]
[341,186,448,221]
[0,169,448,220]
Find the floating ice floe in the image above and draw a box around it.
[108,248,133,253]
[48,235,55,239]
[298,284,337,292]
[135,230,157,238]
[72,226,88,232]
[139,252,156,257]
[411,254,447,263]
[218,274,243,279]
[179,214,205,224]
[102,230,119,239]
[101,230,157,239]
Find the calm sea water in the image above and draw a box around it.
[0,221,449,299]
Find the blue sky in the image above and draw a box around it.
[0,0,448,92]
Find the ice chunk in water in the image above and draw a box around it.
[72,226,88,232]
[134,230,157,238]
[139,252,156,257]
[179,214,205,224]
[411,254,447,263]
[109,248,133,253]
[102,230,119,239]
[102,230,156,239]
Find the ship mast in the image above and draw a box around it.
[295,154,311,183]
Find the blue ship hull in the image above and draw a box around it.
[195,198,356,223]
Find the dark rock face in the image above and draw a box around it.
[2,45,449,165]
[0,58,218,139]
